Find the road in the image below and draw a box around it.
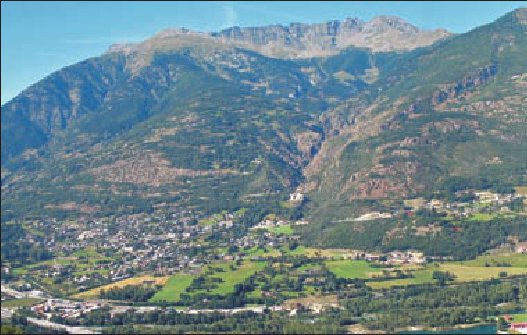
[27,317,101,334]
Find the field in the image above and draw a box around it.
[196,261,266,295]
[73,275,168,299]
[325,260,382,279]
[457,253,527,267]
[367,268,435,289]
[510,313,527,322]
[469,213,498,221]
[150,261,267,302]
[1,298,44,308]
[515,186,527,196]
[267,224,294,235]
[439,264,527,281]
[367,257,527,289]
[283,246,355,258]
[244,246,282,257]
[149,274,194,303]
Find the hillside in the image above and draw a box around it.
[301,7,527,220]
[1,9,526,227]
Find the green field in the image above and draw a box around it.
[149,274,194,303]
[367,261,527,289]
[200,261,266,295]
[457,253,527,267]
[325,260,382,279]
[244,246,282,257]
[510,313,527,322]
[469,213,498,221]
[367,268,436,289]
[1,298,44,308]
[151,261,267,302]
[267,224,294,235]
[282,246,350,258]
[74,275,168,299]
[439,264,527,281]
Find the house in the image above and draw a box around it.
[510,323,527,334]
[289,192,304,201]
[515,242,527,253]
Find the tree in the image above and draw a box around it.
[432,271,456,286]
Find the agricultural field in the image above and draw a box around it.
[1,298,44,308]
[456,252,527,267]
[325,260,382,279]
[282,246,354,258]
[469,213,498,221]
[243,246,282,257]
[367,267,436,289]
[367,260,527,289]
[73,275,168,299]
[198,213,223,225]
[267,224,294,235]
[439,264,527,281]
[191,261,266,296]
[149,274,194,303]
[515,186,527,196]
[510,313,527,322]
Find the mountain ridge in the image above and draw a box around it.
[1,9,526,223]
[107,14,451,61]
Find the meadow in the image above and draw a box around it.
[325,260,382,279]
[149,274,194,302]
[73,275,168,299]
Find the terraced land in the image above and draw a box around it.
[73,275,168,299]
[149,274,194,303]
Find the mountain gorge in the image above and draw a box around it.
[2,8,526,231]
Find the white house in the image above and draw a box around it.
[289,192,304,201]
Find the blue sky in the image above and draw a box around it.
[2,1,526,104]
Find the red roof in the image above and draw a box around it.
[511,323,527,329]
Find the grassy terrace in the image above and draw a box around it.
[194,261,266,296]
[367,253,527,289]
[73,275,168,299]
[325,260,382,279]
[149,274,194,303]
[149,261,266,303]
[1,298,44,308]
[267,224,294,235]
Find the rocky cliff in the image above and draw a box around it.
[211,16,451,57]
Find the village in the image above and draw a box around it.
[2,188,526,334]
[3,188,525,293]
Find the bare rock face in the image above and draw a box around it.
[211,15,451,57]
[106,15,451,64]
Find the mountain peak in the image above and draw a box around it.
[107,15,450,62]
[513,7,527,25]
[364,15,419,34]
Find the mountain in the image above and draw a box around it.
[301,8,527,219]
[211,15,450,57]
[1,9,526,227]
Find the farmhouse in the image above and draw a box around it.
[510,323,527,334]
[289,192,304,201]
[515,242,527,253]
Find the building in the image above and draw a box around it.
[289,192,304,202]
[510,323,527,334]
[516,242,527,253]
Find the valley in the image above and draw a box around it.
[2,6,527,335]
